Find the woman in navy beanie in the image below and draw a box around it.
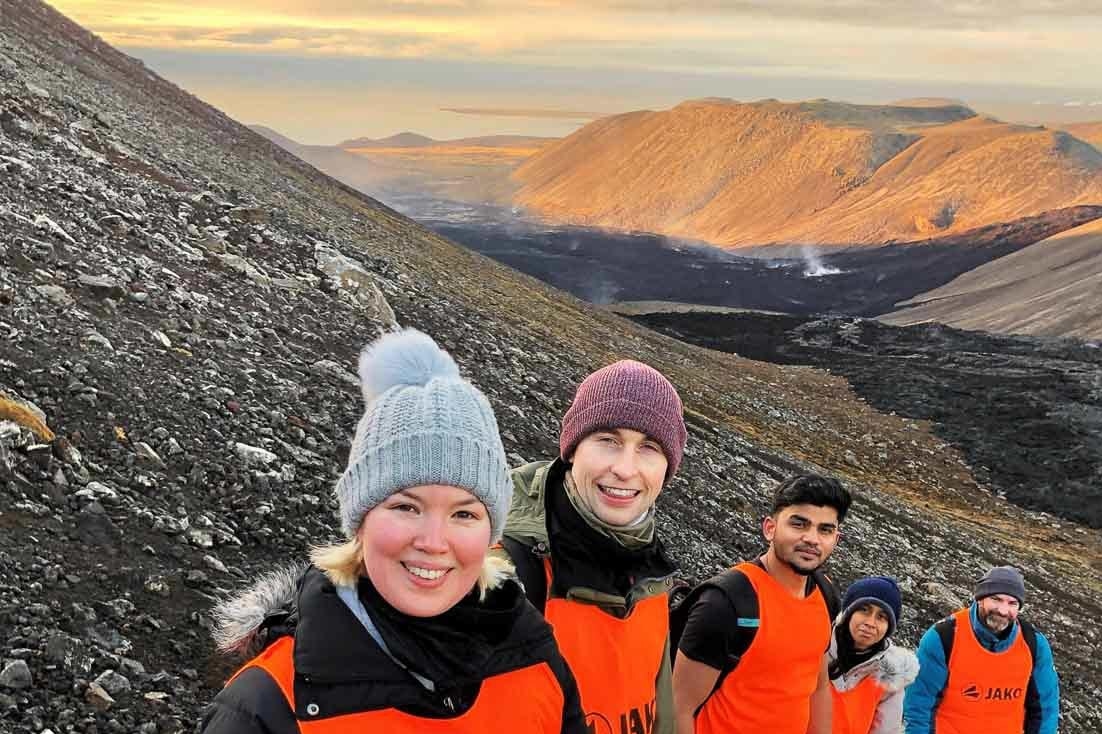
[828,576,920,734]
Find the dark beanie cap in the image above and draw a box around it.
[974,566,1026,605]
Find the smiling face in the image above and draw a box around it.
[977,593,1021,634]
[358,484,492,618]
[568,428,668,526]
[848,602,891,651]
[762,503,841,575]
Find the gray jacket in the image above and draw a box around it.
[828,631,920,734]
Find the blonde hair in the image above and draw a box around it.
[310,536,514,602]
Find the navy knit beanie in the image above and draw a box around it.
[842,576,903,636]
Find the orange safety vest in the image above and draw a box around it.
[830,675,884,734]
[542,558,668,734]
[228,636,566,733]
[695,562,831,734]
[935,607,1033,734]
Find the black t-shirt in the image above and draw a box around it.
[677,586,748,671]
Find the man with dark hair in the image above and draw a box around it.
[672,474,852,734]
[903,566,1059,734]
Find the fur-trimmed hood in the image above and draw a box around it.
[203,565,585,731]
[208,556,517,660]
[210,562,307,658]
[828,635,920,693]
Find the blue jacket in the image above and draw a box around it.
[903,603,1059,734]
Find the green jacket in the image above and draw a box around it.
[502,459,676,734]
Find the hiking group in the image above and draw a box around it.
[200,328,1060,734]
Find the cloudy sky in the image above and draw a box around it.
[52,1,1102,143]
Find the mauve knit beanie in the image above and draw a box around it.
[559,360,687,477]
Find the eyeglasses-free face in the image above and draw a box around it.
[359,484,492,617]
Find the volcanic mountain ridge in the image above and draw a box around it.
[513,98,1102,247]
[0,2,1100,733]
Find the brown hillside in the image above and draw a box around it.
[890,97,969,108]
[513,99,1102,247]
[883,217,1102,339]
[3,2,1102,730]
[1062,122,1102,151]
[254,126,551,205]
[338,131,435,148]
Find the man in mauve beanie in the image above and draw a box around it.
[497,359,687,734]
[559,360,687,478]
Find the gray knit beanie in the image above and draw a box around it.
[974,565,1027,605]
[333,329,511,543]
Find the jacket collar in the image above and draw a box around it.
[210,564,557,683]
[827,636,919,693]
[212,565,564,719]
[295,567,558,681]
[292,567,409,682]
[505,459,555,547]
[210,562,307,658]
[545,460,677,601]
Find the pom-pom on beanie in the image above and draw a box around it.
[333,329,511,543]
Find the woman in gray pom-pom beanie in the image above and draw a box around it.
[202,329,586,734]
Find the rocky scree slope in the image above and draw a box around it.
[1,2,1101,733]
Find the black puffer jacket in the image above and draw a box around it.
[201,565,586,733]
